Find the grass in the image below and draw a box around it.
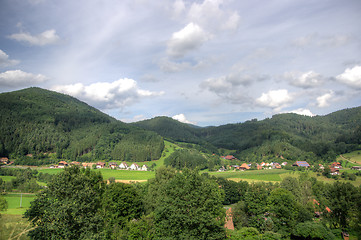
[0,193,36,215]
[94,168,155,181]
[337,150,361,165]
[0,214,32,240]
[209,169,288,182]
[0,176,16,182]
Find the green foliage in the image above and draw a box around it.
[291,221,336,240]
[0,88,164,163]
[25,166,106,239]
[0,195,7,211]
[149,168,226,239]
[101,183,143,238]
[164,148,208,169]
[267,188,299,233]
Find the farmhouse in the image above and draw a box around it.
[82,162,96,168]
[331,162,342,169]
[119,162,128,169]
[351,166,361,170]
[58,161,68,168]
[109,162,118,169]
[96,162,106,169]
[239,163,250,170]
[129,163,140,170]
[141,164,148,171]
[293,161,310,168]
[330,168,340,175]
[0,157,10,165]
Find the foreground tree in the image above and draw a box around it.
[150,168,226,240]
[25,166,105,239]
[101,182,143,239]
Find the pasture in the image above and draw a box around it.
[210,169,288,182]
[0,193,36,215]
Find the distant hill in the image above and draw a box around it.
[134,107,361,163]
[0,87,164,163]
[1,87,360,165]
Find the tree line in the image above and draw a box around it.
[21,166,361,239]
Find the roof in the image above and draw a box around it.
[59,161,68,165]
[294,161,310,167]
[240,163,250,169]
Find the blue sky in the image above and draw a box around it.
[0,0,360,126]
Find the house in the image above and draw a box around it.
[0,157,9,164]
[218,166,226,172]
[129,163,140,170]
[224,155,236,160]
[82,162,96,168]
[319,164,325,170]
[141,164,148,171]
[293,161,310,168]
[239,163,250,170]
[58,161,68,168]
[281,162,288,166]
[96,162,106,169]
[109,162,118,169]
[261,162,266,166]
[257,164,263,170]
[331,162,342,169]
[330,168,340,175]
[119,162,129,169]
[70,161,81,166]
[351,166,361,170]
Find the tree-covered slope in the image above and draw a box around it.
[0,87,164,162]
[134,107,361,163]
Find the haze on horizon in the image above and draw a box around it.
[0,0,360,126]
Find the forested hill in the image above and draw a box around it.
[134,107,361,163]
[0,87,164,162]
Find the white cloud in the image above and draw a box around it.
[289,108,315,117]
[172,0,186,18]
[200,72,268,95]
[293,34,351,48]
[316,91,334,107]
[172,113,195,125]
[256,89,293,111]
[53,79,164,110]
[0,50,19,67]
[0,70,47,87]
[284,71,324,89]
[158,58,191,73]
[188,0,240,31]
[336,65,361,89]
[8,29,60,46]
[167,23,211,58]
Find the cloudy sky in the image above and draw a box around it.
[1,0,361,126]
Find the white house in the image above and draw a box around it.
[141,164,148,171]
[119,162,129,169]
[129,163,140,170]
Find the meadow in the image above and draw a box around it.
[0,193,35,215]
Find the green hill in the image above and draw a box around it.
[0,87,164,163]
[134,107,361,164]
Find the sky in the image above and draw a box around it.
[0,0,361,126]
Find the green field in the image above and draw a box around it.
[209,169,288,182]
[337,150,361,165]
[0,175,16,182]
[0,193,36,215]
[94,169,155,181]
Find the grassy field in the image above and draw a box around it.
[337,150,361,165]
[0,214,31,240]
[0,175,16,182]
[0,193,36,215]
[209,169,288,182]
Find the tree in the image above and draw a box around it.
[150,168,226,239]
[0,195,7,211]
[101,182,143,239]
[267,188,299,234]
[25,166,105,240]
